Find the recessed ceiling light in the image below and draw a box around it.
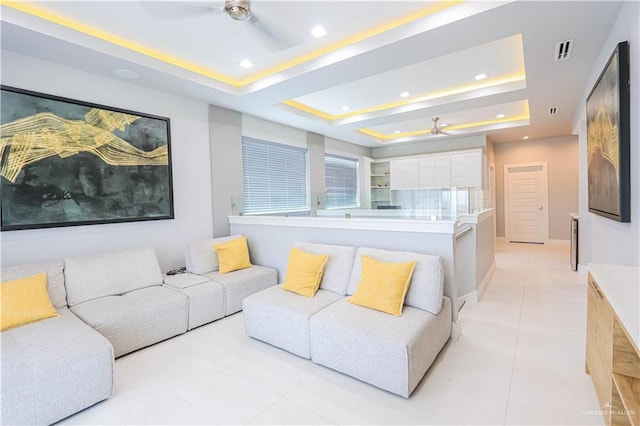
[113,68,139,80]
[440,123,448,127]
[400,91,410,98]
[496,114,505,119]
[523,136,529,140]
[394,130,401,134]
[475,73,487,81]
[341,105,351,112]
[311,25,327,38]
[239,59,253,69]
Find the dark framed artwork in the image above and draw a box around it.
[586,41,631,223]
[1,86,174,231]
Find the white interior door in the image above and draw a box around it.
[504,163,548,243]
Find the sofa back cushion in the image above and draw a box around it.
[294,242,357,295]
[64,247,163,306]
[1,261,67,310]
[347,247,444,315]
[185,235,242,275]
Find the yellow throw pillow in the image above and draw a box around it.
[1,272,59,331]
[213,236,252,274]
[282,247,329,297]
[348,256,416,316]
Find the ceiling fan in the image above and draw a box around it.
[140,0,294,51]
[430,117,449,135]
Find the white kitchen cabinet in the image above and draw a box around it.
[390,158,419,189]
[447,150,482,188]
[432,154,452,187]
[384,148,482,190]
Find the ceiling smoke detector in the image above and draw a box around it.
[225,0,251,21]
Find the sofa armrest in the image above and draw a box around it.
[163,273,211,289]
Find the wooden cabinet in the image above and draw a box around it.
[586,275,614,409]
[586,266,640,426]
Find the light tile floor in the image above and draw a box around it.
[60,241,603,425]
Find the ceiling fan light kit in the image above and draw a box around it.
[225,0,251,21]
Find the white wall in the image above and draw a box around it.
[494,136,579,240]
[210,106,242,237]
[574,1,640,266]
[241,114,307,149]
[308,132,326,213]
[0,51,213,271]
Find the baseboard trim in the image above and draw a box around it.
[451,321,462,340]
[458,291,477,305]
[496,237,570,245]
[477,261,496,300]
[546,239,570,246]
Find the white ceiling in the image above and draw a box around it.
[0,1,625,147]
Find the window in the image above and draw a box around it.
[242,137,309,214]
[325,154,359,209]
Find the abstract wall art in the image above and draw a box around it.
[586,41,631,223]
[0,86,174,231]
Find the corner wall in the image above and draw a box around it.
[494,136,579,240]
[574,1,640,266]
[209,106,242,237]
[0,51,213,270]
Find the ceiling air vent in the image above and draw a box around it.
[555,39,574,61]
[548,107,558,115]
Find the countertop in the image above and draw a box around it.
[588,263,640,351]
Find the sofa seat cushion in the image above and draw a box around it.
[347,247,445,315]
[65,247,163,306]
[204,265,277,316]
[1,260,67,309]
[1,308,113,425]
[309,297,452,398]
[243,286,344,359]
[163,281,225,330]
[70,286,188,357]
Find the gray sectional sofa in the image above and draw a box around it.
[1,242,277,425]
[243,242,453,398]
[1,260,114,426]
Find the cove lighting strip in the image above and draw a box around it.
[359,114,531,141]
[1,0,463,88]
[282,73,526,121]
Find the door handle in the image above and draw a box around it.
[538,206,543,211]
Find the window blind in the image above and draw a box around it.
[325,154,359,209]
[242,136,309,214]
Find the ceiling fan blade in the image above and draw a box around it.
[139,1,223,21]
[247,14,296,51]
